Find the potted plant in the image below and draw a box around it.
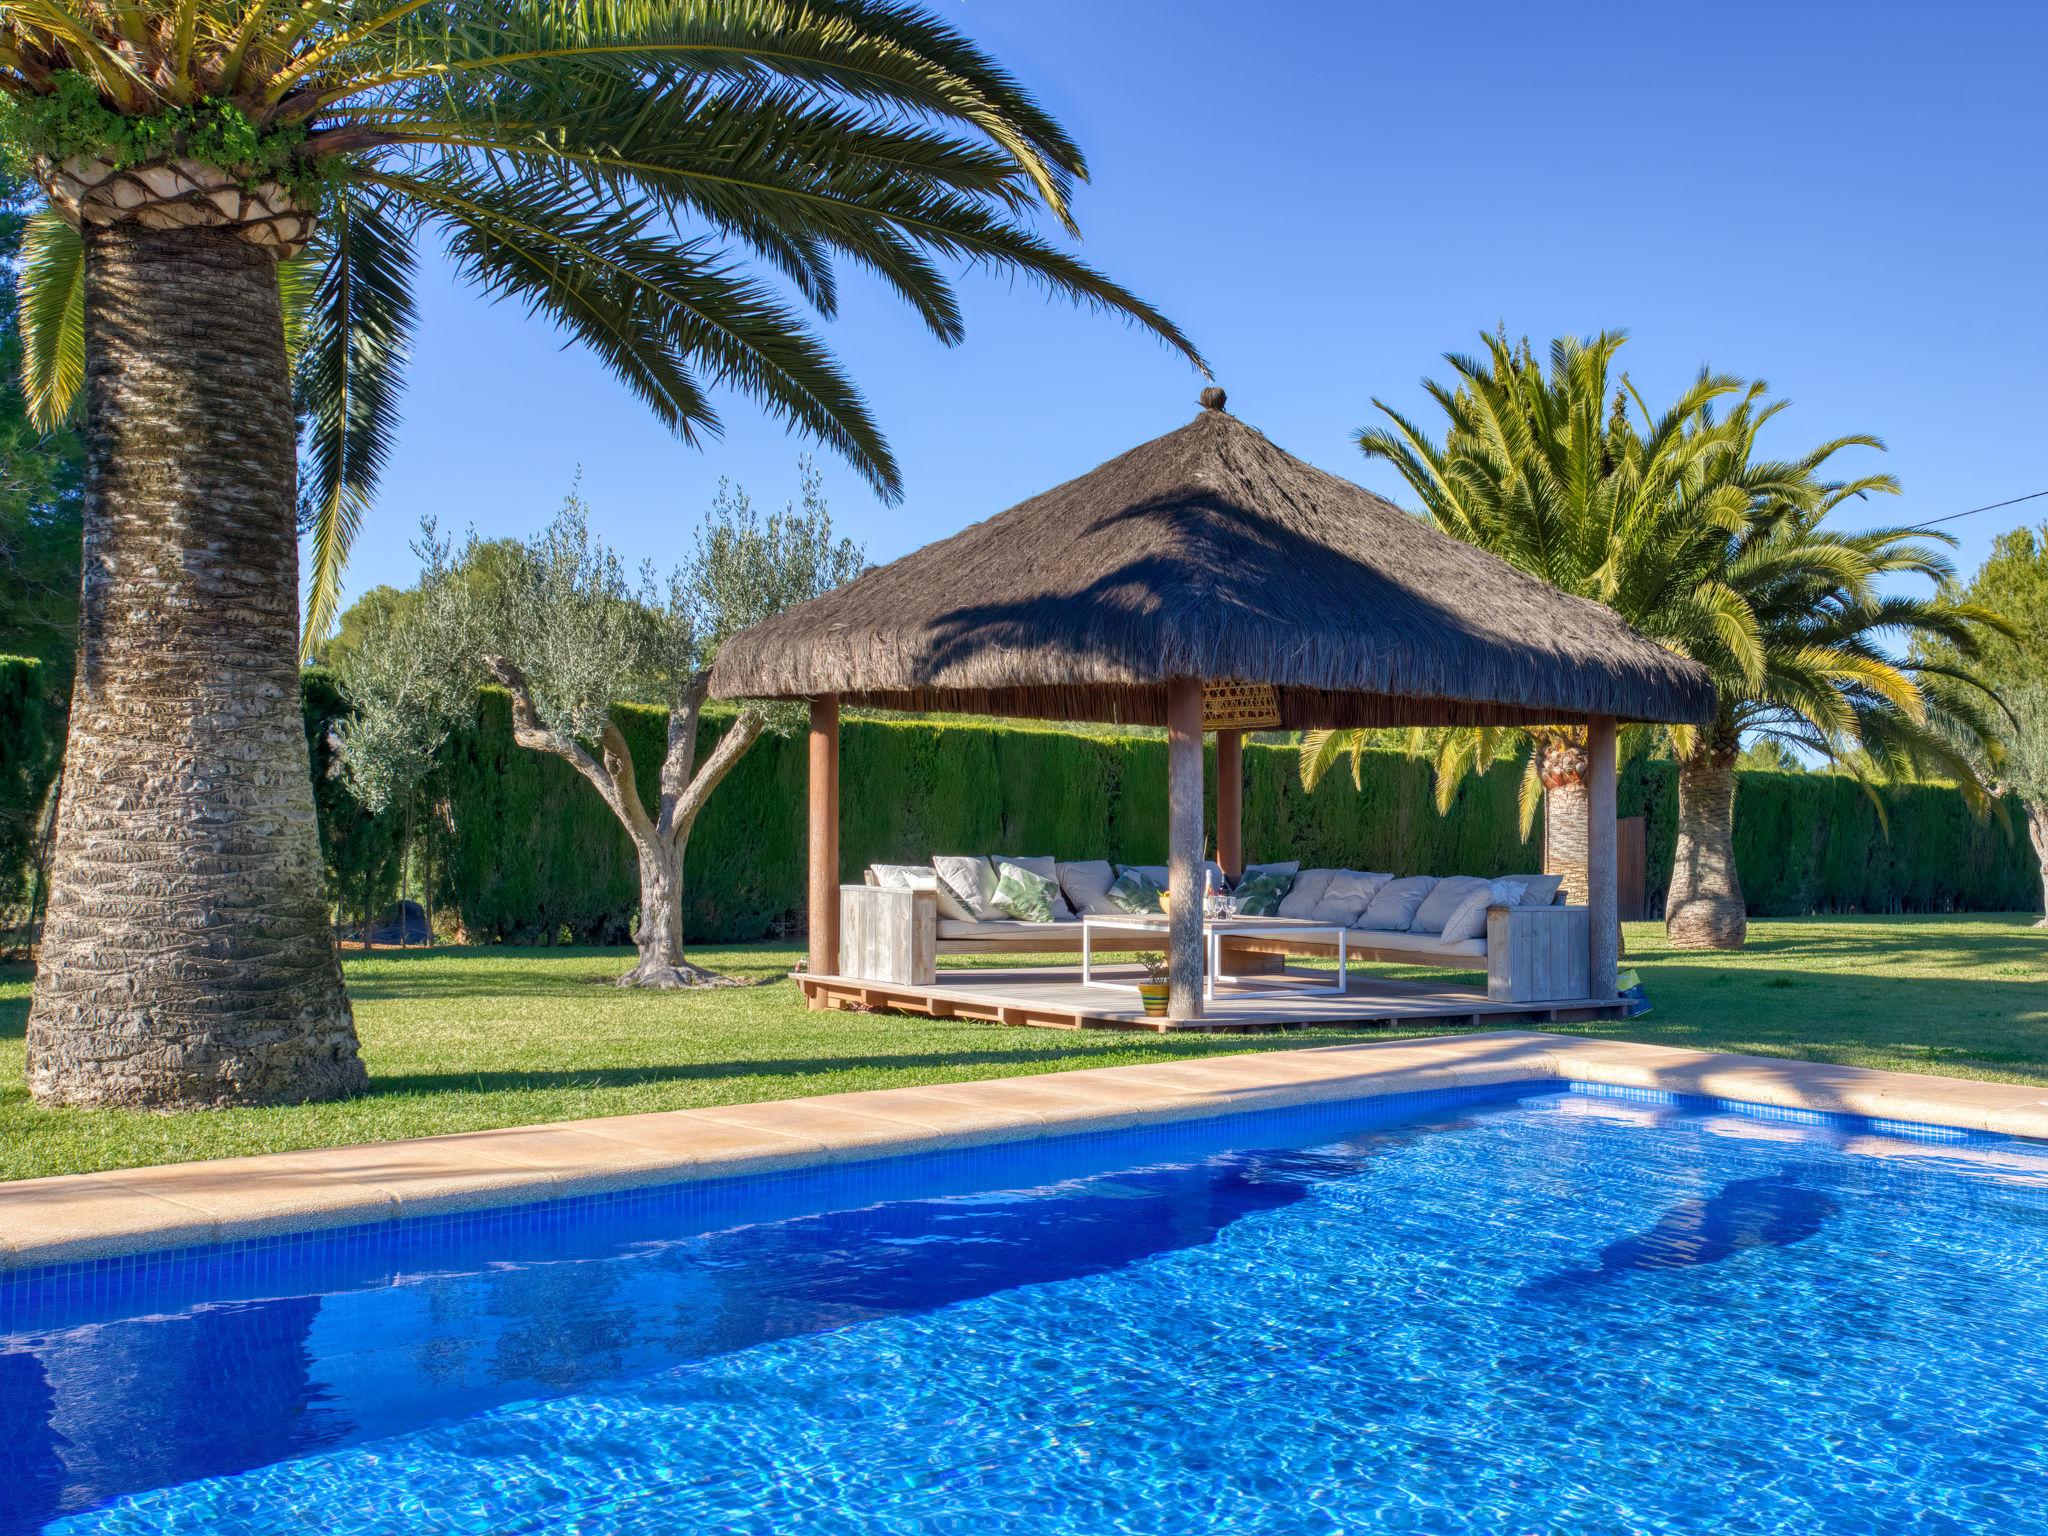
[1136,952,1171,1017]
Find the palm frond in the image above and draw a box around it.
[297,185,417,653]
[18,207,85,431]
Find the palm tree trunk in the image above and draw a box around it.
[1667,735,1746,949]
[1537,735,1591,904]
[2027,798,2048,930]
[26,222,366,1108]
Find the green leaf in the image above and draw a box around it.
[297,185,417,655]
[18,207,85,431]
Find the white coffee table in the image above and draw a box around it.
[1079,913,1349,1001]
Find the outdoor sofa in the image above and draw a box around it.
[854,857,1588,1003]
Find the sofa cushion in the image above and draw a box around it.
[990,860,1062,922]
[1276,868,1337,919]
[1232,868,1294,917]
[1437,888,1496,945]
[1415,875,1492,934]
[1510,873,1565,907]
[937,918,1085,942]
[1355,874,1438,931]
[1106,867,1165,913]
[1121,861,1228,894]
[1489,876,1531,908]
[1314,870,1394,926]
[932,854,998,921]
[1238,859,1300,885]
[987,854,1072,918]
[1056,859,1120,916]
[871,863,936,892]
[1346,926,1487,960]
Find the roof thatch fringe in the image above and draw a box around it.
[710,402,1715,728]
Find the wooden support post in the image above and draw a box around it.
[1585,713,1619,999]
[1166,677,1206,1021]
[807,694,840,986]
[1216,728,1244,881]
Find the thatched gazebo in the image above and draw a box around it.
[712,390,1712,1022]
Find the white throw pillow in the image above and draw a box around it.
[931,854,997,921]
[1414,875,1492,934]
[1488,876,1531,908]
[1509,873,1565,908]
[1277,869,1338,919]
[1057,859,1120,916]
[1355,875,1438,931]
[987,854,1073,918]
[871,863,936,891]
[1437,888,1496,944]
[1309,869,1392,926]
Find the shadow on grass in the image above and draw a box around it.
[362,1047,1089,1097]
[1571,961,2048,1081]
[1689,928,2045,967]
[0,965,25,1042]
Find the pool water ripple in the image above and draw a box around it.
[5,1086,2048,1533]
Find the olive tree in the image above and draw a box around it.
[339,465,862,984]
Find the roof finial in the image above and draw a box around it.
[1199,386,1227,412]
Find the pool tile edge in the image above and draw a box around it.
[5,1030,2044,1270]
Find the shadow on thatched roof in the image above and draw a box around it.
[710,394,1715,728]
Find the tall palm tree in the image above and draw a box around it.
[3,0,1202,1108]
[1311,330,2001,950]
[1663,402,2005,947]
[1308,330,1760,904]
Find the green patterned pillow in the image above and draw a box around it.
[1232,869,1293,917]
[991,860,1061,923]
[1106,868,1165,914]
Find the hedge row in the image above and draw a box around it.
[0,655,58,911]
[6,670,2042,939]
[426,698,2042,942]
[302,668,408,927]
[1617,759,2040,918]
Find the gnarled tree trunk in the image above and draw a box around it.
[621,839,697,988]
[1537,733,1591,904]
[27,221,364,1108]
[484,658,763,987]
[1667,730,1746,949]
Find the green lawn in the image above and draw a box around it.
[1,914,2042,1182]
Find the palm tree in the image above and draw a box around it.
[1663,403,2005,947]
[3,1,1202,1108]
[1313,330,2002,950]
[1309,330,1759,904]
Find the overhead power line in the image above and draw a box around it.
[1911,489,2048,528]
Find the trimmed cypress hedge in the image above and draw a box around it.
[427,702,2042,942]
[2,675,2037,938]
[301,668,408,929]
[0,654,57,909]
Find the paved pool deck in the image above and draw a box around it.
[6,1030,2048,1269]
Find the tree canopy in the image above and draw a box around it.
[4,0,1204,648]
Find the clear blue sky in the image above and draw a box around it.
[325,0,2047,608]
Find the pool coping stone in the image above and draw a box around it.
[5,1030,2047,1268]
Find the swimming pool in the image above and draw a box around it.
[4,1080,2046,1534]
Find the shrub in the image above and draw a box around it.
[0,654,57,912]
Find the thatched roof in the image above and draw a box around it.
[710,395,1715,728]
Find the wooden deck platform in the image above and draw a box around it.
[796,962,1631,1034]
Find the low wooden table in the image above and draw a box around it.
[1079,913,1349,1001]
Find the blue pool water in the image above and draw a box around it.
[5,1081,2048,1534]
